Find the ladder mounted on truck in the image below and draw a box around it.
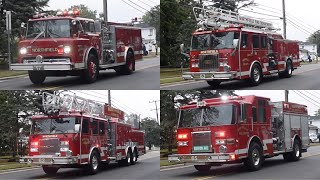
[193,6,279,32]
[42,92,105,117]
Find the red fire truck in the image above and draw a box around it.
[168,95,309,172]
[182,7,300,87]
[10,10,143,84]
[20,92,145,175]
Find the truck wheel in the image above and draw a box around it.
[207,80,221,88]
[286,139,301,162]
[194,165,211,172]
[244,142,263,171]
[119,150,132,166]
[249,64,262,86]
[83,54,98,83]
[42,165,59,175]
[87,151,100,175]
[28,71,46,84]
[117,51,134,75]
[131,149,137,165]
[279,60,293,78]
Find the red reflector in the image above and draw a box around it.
[63,11,68,16]
[74,10,80,16]
[58,47,64,54]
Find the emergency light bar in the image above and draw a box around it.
[56,9,80,17]
[33,13,48,19]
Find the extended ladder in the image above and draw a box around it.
[193,6,278,32]
[42,91,105,117]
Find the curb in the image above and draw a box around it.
[160,163,187,169]
[0,74,28,81]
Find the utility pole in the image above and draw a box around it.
[108,90,111,106]
[282,0,287,39]
[103,0,108,22]
[149,100,160,124]
[6,11,11,67]
[285,90,289,102]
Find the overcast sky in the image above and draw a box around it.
[238,0,320,41]
[46,0,160,22]
[70,90,159,121]
[236,90,320,116]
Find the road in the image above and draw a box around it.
[161,63,320,90]
[0,57,159,90]
[0,151,160,179]
[160,146,320,180]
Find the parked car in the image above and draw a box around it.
[309,133,319,143]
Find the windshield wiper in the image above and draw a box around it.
[47,31,58,43]
[31,31,44,44]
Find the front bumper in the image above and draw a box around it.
[10,58,73,71]
[168,153,235,163]
[182,71,237,80]
[20,155,78,165]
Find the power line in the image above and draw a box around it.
[137,0,154,8]
[128,0,149,12]
[120,0,145,13]
[293,91,320,108]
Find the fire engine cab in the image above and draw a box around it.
[10,10,143,84]
[19,92,145,175]
[182,7,300,87]
[168,95,309,172]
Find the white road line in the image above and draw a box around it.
[0,167,41,175]
[160,164,194,172]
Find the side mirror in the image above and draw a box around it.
[233,39,239,48]
[19,128,24,134]
[21,22,26,28]
[71,20,77,26]
[75,124,80,133]
[180,44,185,53]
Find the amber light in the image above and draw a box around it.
[215,131,225,138]
[230,154,236,160]
[177,133,188,140]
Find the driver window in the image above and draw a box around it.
[82,118,89,134]
[241,34,248,49]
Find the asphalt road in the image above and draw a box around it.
[0,57,160,90]
[160,146,320,180]
[0,151,160,180]
[161,63,320,90]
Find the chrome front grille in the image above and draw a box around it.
[192,131,212,153]
[39,138,60,155]
[199,54,219,71]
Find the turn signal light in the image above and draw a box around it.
[177,133,188,140]
[215,131,225,137]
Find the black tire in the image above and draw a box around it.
[83,54,99,83]
[119,150,132,166]
[249,64,263,86]
[279,60,293,78]
[87,151,100,175]
[116,51,135,75]
[42,165,59,175]
[284,139,301,162]
[131,149,138,165]
[244,142,263,171]
[207,80,221,88]
[194,165,211,172]
[28,71,46,84]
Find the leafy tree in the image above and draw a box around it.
[307,30,320,56]
[141,117,160,150]
[142,5,160,44]
[207,0,255,12]
[67,4,97,20]
[0,0,49,64]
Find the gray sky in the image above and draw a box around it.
[70,90,159,120]
[238,0,320,41]
[236,90,320,116]
[46,0,160,22]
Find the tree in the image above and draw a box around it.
[142,5,160,44]
[68,4,97,20]
[307,30,320,56]
[207,0,255,12]
[141,117,160,150]
[0,0,49,63]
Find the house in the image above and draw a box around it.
[308,115,320,134]
[135,23,158,53]
[299,42,318,61]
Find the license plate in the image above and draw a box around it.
[33,65,44,71]
[193,146,209,151]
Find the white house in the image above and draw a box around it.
[308,116,320,134]
[299,42,318,61]
[135,23,158,53]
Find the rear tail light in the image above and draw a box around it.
[177,133,188,140]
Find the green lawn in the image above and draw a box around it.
[0,162,32,171]
[0,70,27,78]
[160,68,188,84]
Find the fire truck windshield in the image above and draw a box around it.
[26,19,73,39]
[191,32,238,50]
[32,117,80,135]
[179,105,236,127]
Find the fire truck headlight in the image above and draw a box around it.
[30,148,38,152]
[191,62,199,68]
[20,47,27,55]
[177,141,188,146]
[66,150,73,156]
[63,46,71,54]
[216,139,226,145]
[219,145,227,153]
[60,147,69,152]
